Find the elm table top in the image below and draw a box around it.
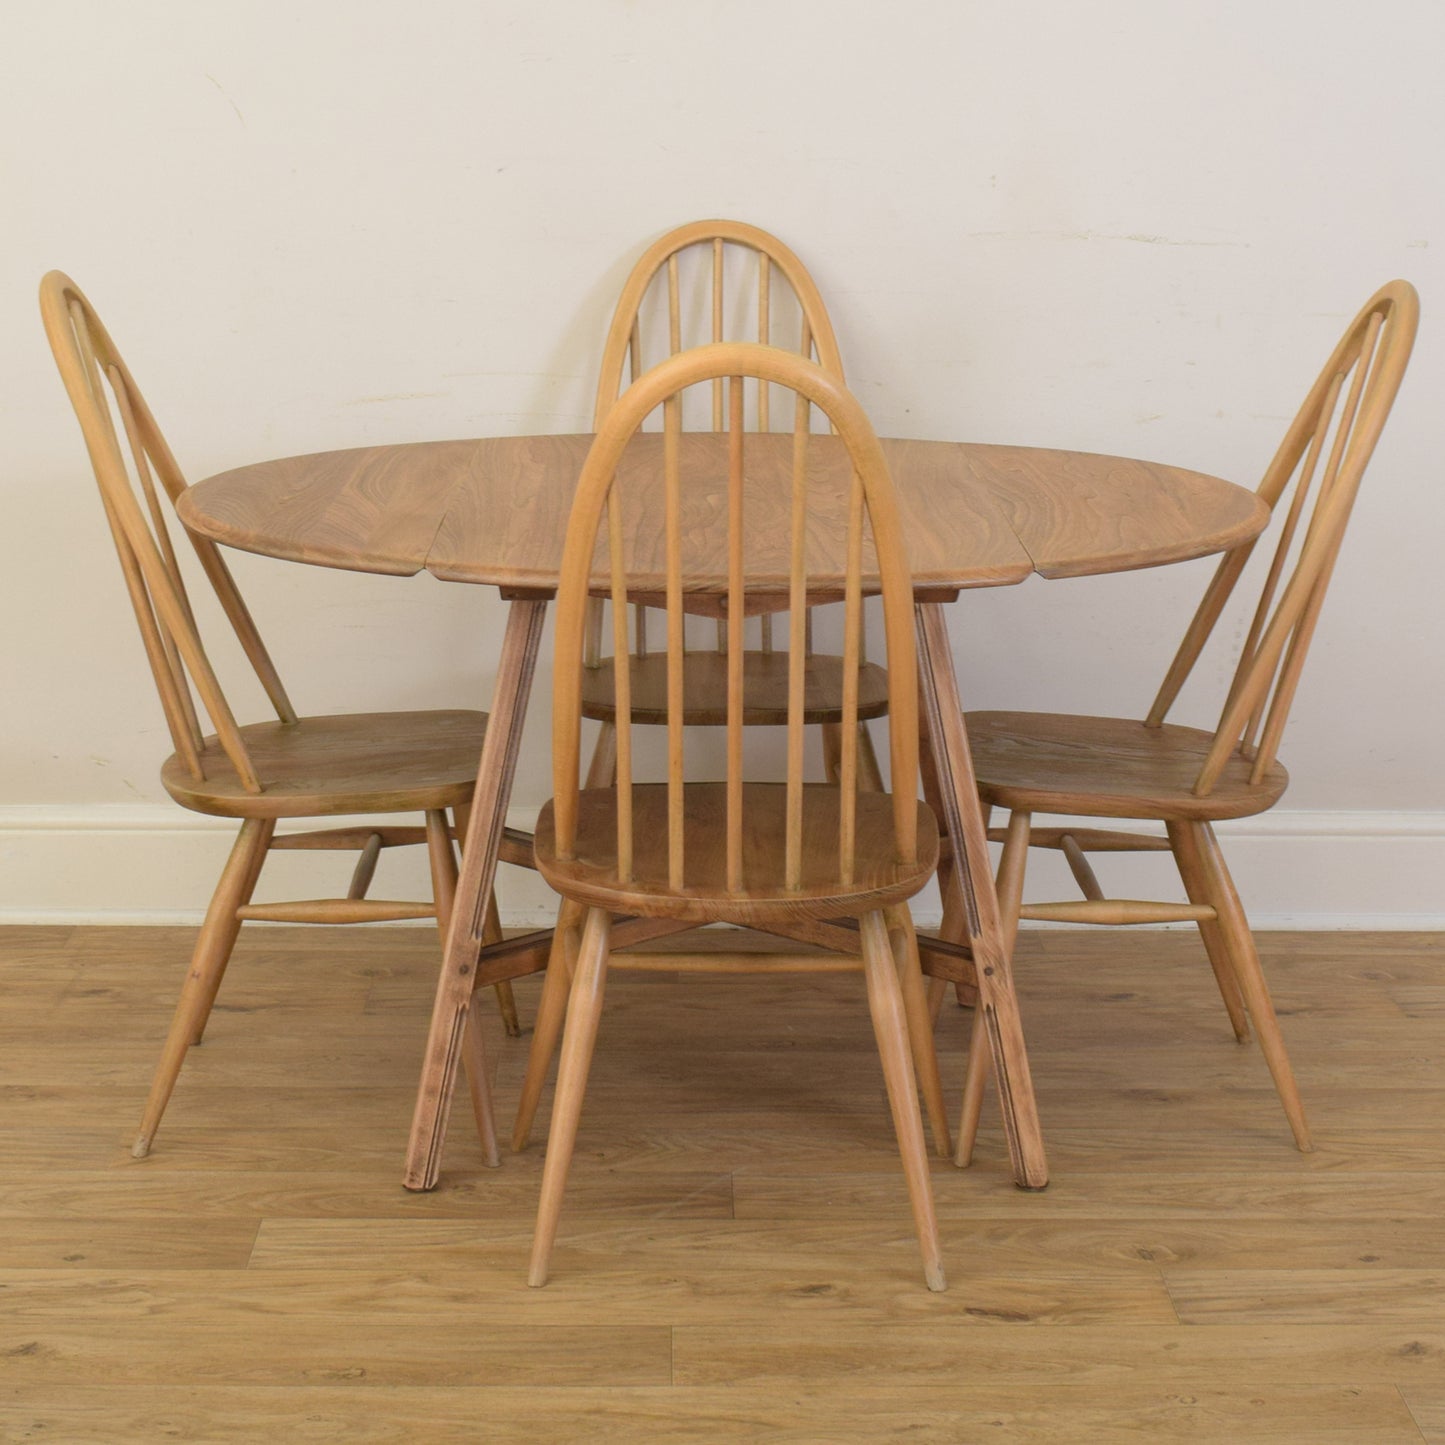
[180,433,1267,593]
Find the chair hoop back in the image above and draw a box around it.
[589,222,848,659]
[593,220,844,429]
[40,272,296,792]
[1145,280,1418,795]
[554,342,918,893]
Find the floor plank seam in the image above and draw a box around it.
[1396,1383,1432,1444]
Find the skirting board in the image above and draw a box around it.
[1,803,1443,929]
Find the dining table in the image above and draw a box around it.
[178,431,1269,1194]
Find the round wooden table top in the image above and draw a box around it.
[181,433,1267,595]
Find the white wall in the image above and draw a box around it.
[3,0,1442,924]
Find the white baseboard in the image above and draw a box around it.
[1,803,1442,929]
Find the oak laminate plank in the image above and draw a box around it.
[1390,987,1445,1019]
[0,1218,259,1270]
[0,1384,1427,1445]
[1401,1390,1445,1445]
[1166,1268,1445,1324]
[0,1169,733,1221]
[732,1170,1445,1220]
[1,926,1441,1441]
[973,1087,1445,1134]
[0,1263,1174,1329]
[0,1319,672,1388]
[246,1214,1445,1275]
[671,1322,1445,1387]
[1005,1128,1445,1174]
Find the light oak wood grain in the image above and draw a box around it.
[2,923,1442,1441]
[2,1383,1427,1445]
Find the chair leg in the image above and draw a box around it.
[1189,821,1312,1152]
[858,911,945,1291]
[821,723,843,783]
[1167,820,1250,1042]
[512,897,586,1151]
[926,975,948,1026]
[584,722,619,788]
[133,817,274,1158]
[461,1010,501,1169]
[426,809,499,1167]
[482,892,521,1038]
[957,808,1029,1168]
[528,906,612,1287]
[454,801,520,1037]
[956,1004,990,1169]
[189,819,273,1046]
[857,723,885,792]
[885,905,952,1158]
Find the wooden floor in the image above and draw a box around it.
[1,923,1443,1442]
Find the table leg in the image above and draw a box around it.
[915,602,1048,1190]
[403,597,548,1191]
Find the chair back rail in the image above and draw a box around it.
[1143,280,1418,795]
[554,343,918,893]
[40,272,296,792]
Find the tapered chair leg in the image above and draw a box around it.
[955,1004,990,1169]
[584,722,619,789]
[859,911,945,1291]
[1167,820,1250,1042]
[426,808,500,1167]
[1189,822,1312,1152]
[529,907,612,1287]
[957,808,1029,1168]
[512,898,586,1152]
[461,1011,501,1169]
[857,723,885,792]
[886,905,952,1158]
[454,801,521,1037]
[133,817,274,1158]
[189,819,274,1046]
[926,975,948,1026]
[481,893,521,1039]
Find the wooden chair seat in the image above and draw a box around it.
[535,784,937,923]
[966,711,1289,822]
[579,651,890,727]
[161,709,489,819]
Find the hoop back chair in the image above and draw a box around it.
[525,342,946,1289]
[40,271,512,1163]
[582,221,889,789]
[960,280,1419,1163]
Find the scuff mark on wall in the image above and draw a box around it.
[205,74,245,127]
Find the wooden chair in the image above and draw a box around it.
[524,341,948,1289]
[39,271,514,1162]
[581,220,889,789]
[958,280,1419,1163]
